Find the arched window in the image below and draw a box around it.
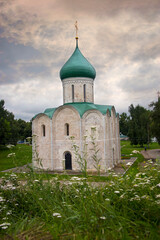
[83,84,86,102]
[72,85,74,102]
[65,123,69,136]
[42,124,45,137]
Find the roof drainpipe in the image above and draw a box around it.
[50,119,53,170]
[103,116,106,171]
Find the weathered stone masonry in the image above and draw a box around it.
[32,37,121,172]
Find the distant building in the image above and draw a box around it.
[120,133,129,141]
[32,35,121,172]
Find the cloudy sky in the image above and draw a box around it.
[0,0,160,121]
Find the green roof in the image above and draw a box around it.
[60,40,96,80]
[32,103,116,120]
[44,108,57,118]
[64,102,114,117]
[32,108,57,120]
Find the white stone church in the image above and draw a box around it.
[32,36,121,172]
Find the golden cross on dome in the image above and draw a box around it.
[75,21,78,39]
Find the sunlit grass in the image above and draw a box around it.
[0,144,32,171]
[121,140,159,159]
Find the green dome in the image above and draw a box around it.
[60,40,96,80]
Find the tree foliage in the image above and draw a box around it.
[0,100,32,145]
[119,112,130,135]
[150,99,160,144]
[0,100,11,145]
[127,104,150,146]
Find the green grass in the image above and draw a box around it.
[0,160,160,239]
[121,140,159,158]
[0,141,160,239]
[0,144,32,171]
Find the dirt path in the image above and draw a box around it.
[141,149,160,160]
[2,148,160,176]
[1,158,137,176]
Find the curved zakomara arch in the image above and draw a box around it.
[32,113,51,122]
[32,113,51,140]
[110,106,117,118]
[106,109,111,118]
[52,105,81,122]
[82,109,103,120]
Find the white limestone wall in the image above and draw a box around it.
[105,111,113,169]
[105,108,121,169]
[32,114,51,170]
[62,78,94,103]
[116,114,121,163]
[52,106,81,171]
[82,110,105,171]
[32,105,121,172]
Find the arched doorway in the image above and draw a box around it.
[65,152,72,170]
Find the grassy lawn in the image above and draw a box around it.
[0,141,160,239]
[121,140,159,157]
[0,144,32,171]
[0,159,160,239]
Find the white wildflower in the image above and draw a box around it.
[7,153,16,158]
[10,173,17,178]
[71,176,81,181]
[39,198,43,200]
[156,194,160,198]
[1,226,8,229]
[0,197,5,202]
[100,216,106,220]
[141,195,147,199]
[105,198,110,201]
[6,210,12,215]
[6,144,14,149]
[156,183,160,187]
[114,191,120,194]
[34,179,39,182]
[120,194,125,199]
[53,212,61,218]
[126,162,132,166]
[133,184,138,187]
[0,223,11,228]
[134,195,140,201]
[132,150,140,154]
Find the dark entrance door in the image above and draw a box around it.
[65,152,72,170]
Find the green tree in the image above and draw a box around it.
[7,112,19,145]
[16,119,32,141]
[150,99,160,144]
[0,100,11,145]
[0,100,32,145]
[119,112,130,135]
[128,104,150,146]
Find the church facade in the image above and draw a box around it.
[32,37,121,172]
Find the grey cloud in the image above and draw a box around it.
[0,0,160,120]
[59,0,160,20]
[132,42,160,62]
[119,63,160,93]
